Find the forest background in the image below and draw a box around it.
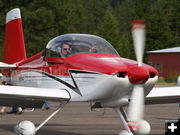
[0,0,179,62]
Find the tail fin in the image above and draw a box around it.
[3,8,26,64]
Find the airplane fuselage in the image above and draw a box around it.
[3,51,158,107]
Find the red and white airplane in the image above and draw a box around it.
[0,8,180,135]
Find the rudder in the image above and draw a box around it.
[3,8,26,64]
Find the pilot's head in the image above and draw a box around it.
[61,43,72,57]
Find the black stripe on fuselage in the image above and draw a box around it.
[69,69,102,74]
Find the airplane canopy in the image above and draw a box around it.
[46,34,119,57]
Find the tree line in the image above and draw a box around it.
[0,0,179,62]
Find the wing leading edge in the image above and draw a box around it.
[145,86,180,104]
[0,85,70,108]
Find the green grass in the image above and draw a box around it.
[156,76,177,87]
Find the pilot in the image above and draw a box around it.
[61,42,72,57]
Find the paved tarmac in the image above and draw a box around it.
[0,102,179,135]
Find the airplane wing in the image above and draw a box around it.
[0,62,16,69]
[0,85,70,108]
[145,86,180,104]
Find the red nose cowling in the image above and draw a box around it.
[127,65,149,84]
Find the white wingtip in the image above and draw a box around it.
[6,8,21,23]
[177,76,180,86]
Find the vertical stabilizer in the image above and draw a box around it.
[3,8,26,64]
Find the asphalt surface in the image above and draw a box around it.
[0,102,179,135]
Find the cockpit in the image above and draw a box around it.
[46,34,119,58]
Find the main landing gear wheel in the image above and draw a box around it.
[14,101,68,135]
[14,120,36,135]
[119,130,133,135]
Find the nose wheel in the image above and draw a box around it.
[114,107,150,135]
[119,130,133,135]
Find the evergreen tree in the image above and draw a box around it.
[59,0,87,33]
[84,0,111,33]
[96,8,120,53]
[23,7,58,57]
[168,0,180,46]
[113,0,137,59]
[146,0,174,51]
[0,0,179,61]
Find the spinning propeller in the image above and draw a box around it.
[127,20,150,135]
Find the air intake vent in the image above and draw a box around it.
[117,72,126,78]
[149,72,156,78]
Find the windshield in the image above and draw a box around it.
[46,34,119,57]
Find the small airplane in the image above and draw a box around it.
[0,8,180,135]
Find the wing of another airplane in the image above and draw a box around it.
[145,86,180,104]
[0,85,70,108]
